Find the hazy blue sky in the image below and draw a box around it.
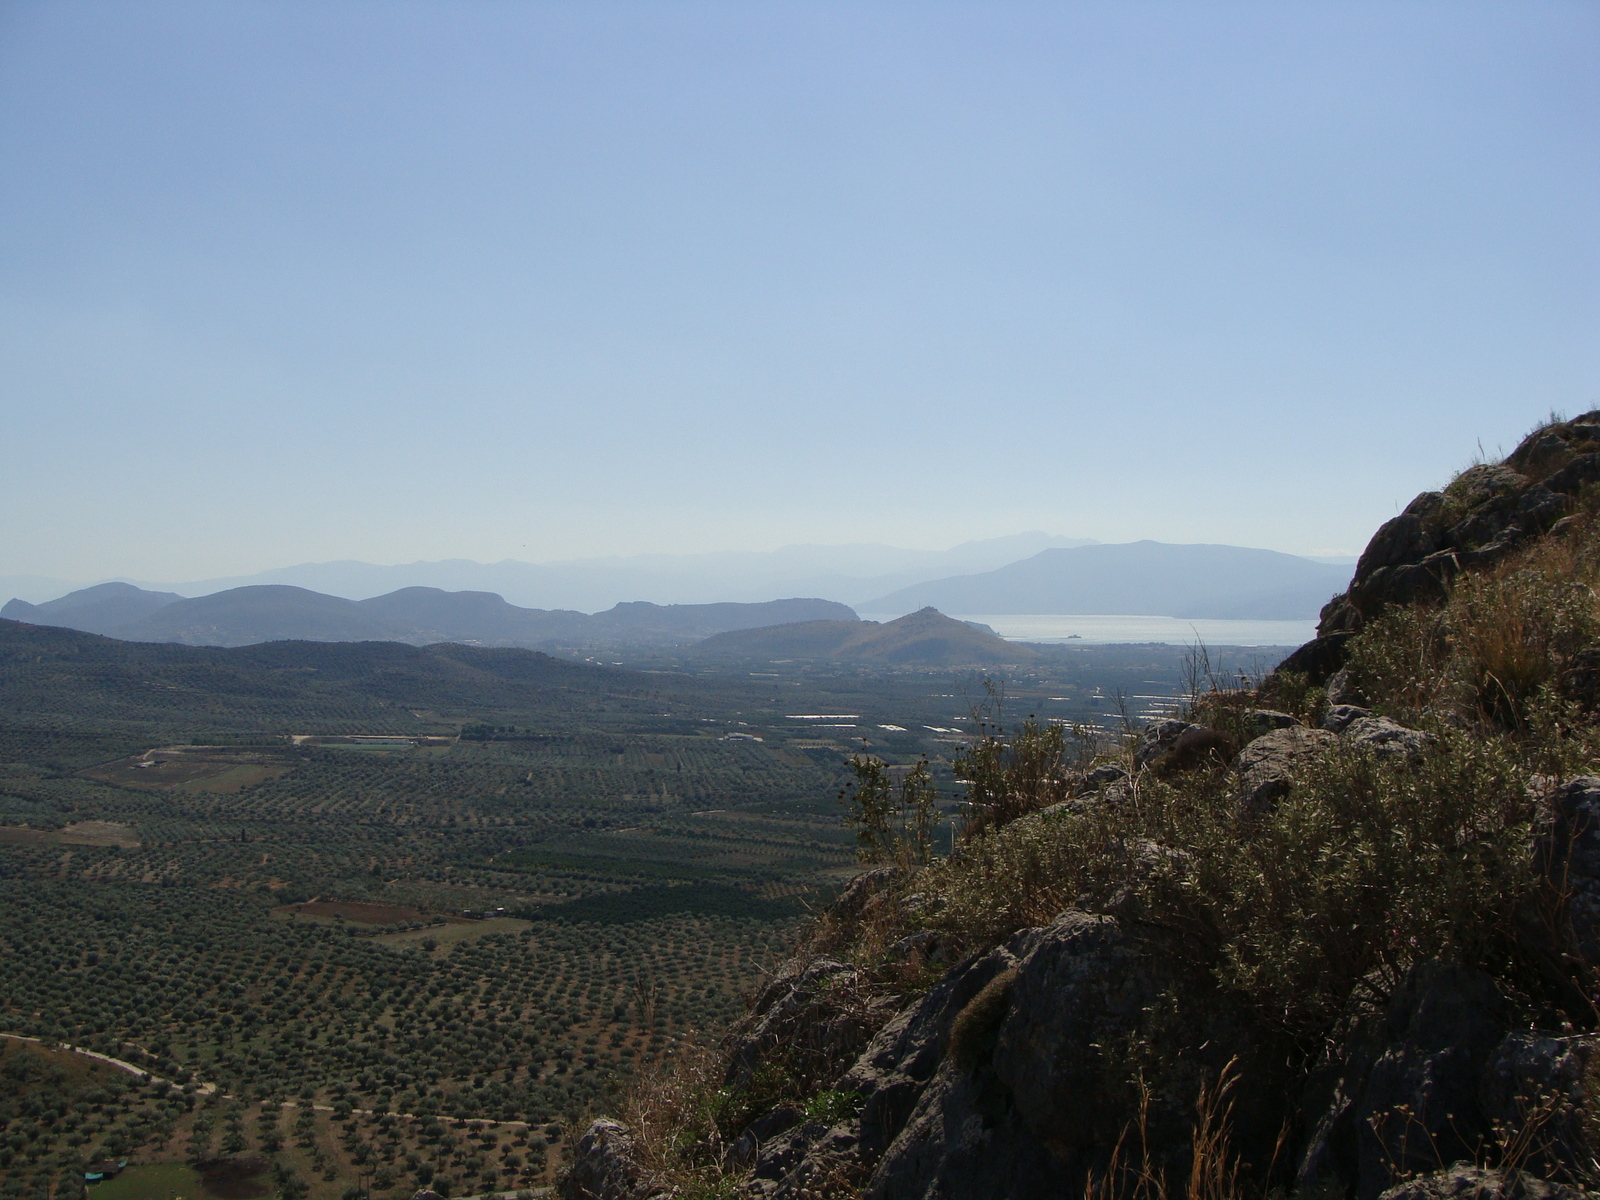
[2,1,1595,583]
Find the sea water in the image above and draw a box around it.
[859,613,1316,647]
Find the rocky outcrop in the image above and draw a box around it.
[1281,413,1600,683]
[1343,715,1436,762]
[568,407,1600,1200]
[1134,719,1195,768]
[1240,708,1300,738]
[1233,725,1336,814]
[1295,960,1597,1200]
[833,868,903,923]
[720,914,1291,1200]
[1533,775,1600,967]
[836,938,1030,1160]
[559,1118,670,1200]
[1378,1165,1586,1200]
[1323,703,1375,733]
[1074,762,1129,796]
[724,957,889,1091]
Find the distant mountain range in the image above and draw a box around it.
[0,533,1098,610]
[691,607,1035,666]
[1,583,855,649]
[3,538,1358,636]
[0,582,1032,665]
[862,541,1350,619]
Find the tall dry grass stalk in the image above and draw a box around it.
[1084,1060,1262,1200]
[616,1037,727,1193]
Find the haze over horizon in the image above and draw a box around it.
[3,2,1596,585]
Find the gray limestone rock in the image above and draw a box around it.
[1296,962,1515,1200]
[1074,763,1130,796]
[724,957,881,1092]
[1134,720,1194,769]
[1323,703,1374,733]
[862,913,1282,1200]
[1327,666,1368,707]
[841,939,1032,1164]
[1344,716,1436,762]
[1378,1166,1583,1200]
[1478,1032,1593,1181]
[558,1119,669,1200]
[1542,452,1600,498]
[1233,725,1337,815]
[1241,708,1300,739]
[1533,776,1600,966]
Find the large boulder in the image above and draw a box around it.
[1294,961,1583,1200]
[1478,1031,1593,1182]
[558,1118,670,1200]
[1282,414,1600,671]
[862,1062,1066,1200]
[1378,1165,1585,1200]
[1533,776,1600,966]
[724,956,887,1091]
[1233,726,1337,815]
[842,936,1035,1164]
[1241,709,1300,739]
[1355,963,1513,1199]
[1279,631,1357,680]
[862,913,1282,1200]
[1343,716,1436,762]
[1074,763,1130,797]
[1323,703,1375,733]
[1134,720,1195,769]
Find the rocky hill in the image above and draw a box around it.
[1,583,855,649]
[560,412,1600,1200]
[0,580,183,633]
[690,607,1036,666]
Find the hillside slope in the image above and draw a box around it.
[691,607,1037,666]
[114,584,410,645]
[3,582,856,649]
[0,580,182,634]
[563,412,1600,1200]
[0,617,738,753]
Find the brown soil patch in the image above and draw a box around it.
[284,900,424,924]
[195,1155,271,1200]
[0,1036,121,1093]
[58,820,141,848]
[175,764,291,793]
[373,915,531,951]
[82,746,300,793]
[0,822,139,848]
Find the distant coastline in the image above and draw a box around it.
[858,613,1317,646]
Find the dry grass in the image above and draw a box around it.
[1349,493,1600,733]
[1083,1060,1270,1200]
[615,1038,730,1195]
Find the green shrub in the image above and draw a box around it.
[951,717,1074,839]
[838,755,940,866]
[914,727,1546,1040]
